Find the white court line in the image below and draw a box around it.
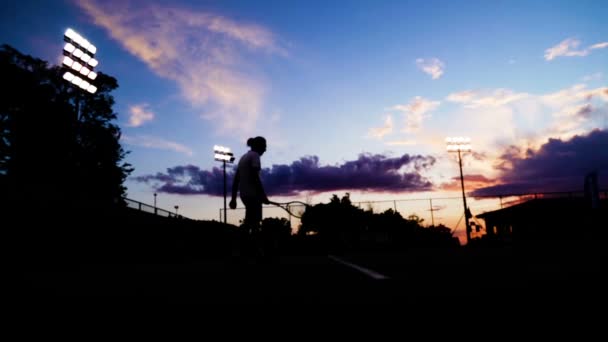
[328,255,390,280]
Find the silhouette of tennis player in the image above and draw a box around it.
[229,136,271,236]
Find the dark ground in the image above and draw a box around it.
[7,206,608,331]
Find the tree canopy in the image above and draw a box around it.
[0,44,132,210]
[298,193,458,251]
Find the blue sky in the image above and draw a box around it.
[2,0,607,237]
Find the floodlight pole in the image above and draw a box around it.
[214,145,234,224]
[223,160,227,224]
[457,149,472,245]
[75,90,81,123]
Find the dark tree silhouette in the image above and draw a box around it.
[260,217,292,255]
[298,193,458,251]
[0,44,132,210]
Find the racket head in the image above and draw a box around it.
[270,201,310,219]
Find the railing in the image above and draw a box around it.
[124,197,186,219]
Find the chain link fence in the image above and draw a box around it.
[220,190,608,235]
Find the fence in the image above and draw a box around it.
[220,190,608,236]
[124,197,184,219]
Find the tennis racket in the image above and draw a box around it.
[268,201,311,219]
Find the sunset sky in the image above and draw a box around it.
[2,0,607,240]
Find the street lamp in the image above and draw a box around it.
[214,145,235,224]
[174,205,179,216]
[61,28,99,122]
[446,137,472,245]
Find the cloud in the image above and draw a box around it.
[440,84,607,171]
[590,42,608,50]
[126,104,155,127]
[446,89,528,108]
[121,134,194,156]
[544,38,608,61]
[76,0,286,135]
[439,174,497,192]
[415,58,445,79]
[582,72,603,82]
[392,96,440,133]
[133,153,437,196]
[471,129,608,196]
[367,115,393,139]
[542,84,608,107]
[385,140,417,146]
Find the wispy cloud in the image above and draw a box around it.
[121,134,194,156]
[392,96,440,133]
[385,140,417,146]
[446,89,528,108]
[367,115,393,139]
[127,104,155,127]
[133,153,437,196]
[415,58,445,79]
[590,42,608,50]
[544,38,608,61]
[541,84,608,108]
[582,72,603,82]
[76,0,286,135]
[439,174,496,192]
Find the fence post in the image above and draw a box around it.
[393,200,397,212]
[219,209,222,222]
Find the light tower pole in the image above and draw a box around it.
[214,145,235,223]
[446,137,472,245]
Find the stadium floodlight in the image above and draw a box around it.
[64,43,76,53]
[214,145,236,223]
[63,72,75,81]
[62,56,74,67]
[81,54,91,63]
[72,61,83,72]
[65,28,77,40]
[71,76,82,86]
[79,66,90,76]
[73,48,84,58]
[61,28,99,95]
[79,80,90,90]
[86,85,97,94]
[446,136,473,245]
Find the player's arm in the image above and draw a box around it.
[229,169,240,209]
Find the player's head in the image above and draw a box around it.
[247,136,267,155]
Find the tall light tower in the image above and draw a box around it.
[446,137,472,245]
[60,28,99,117]
[214,145,235,223]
